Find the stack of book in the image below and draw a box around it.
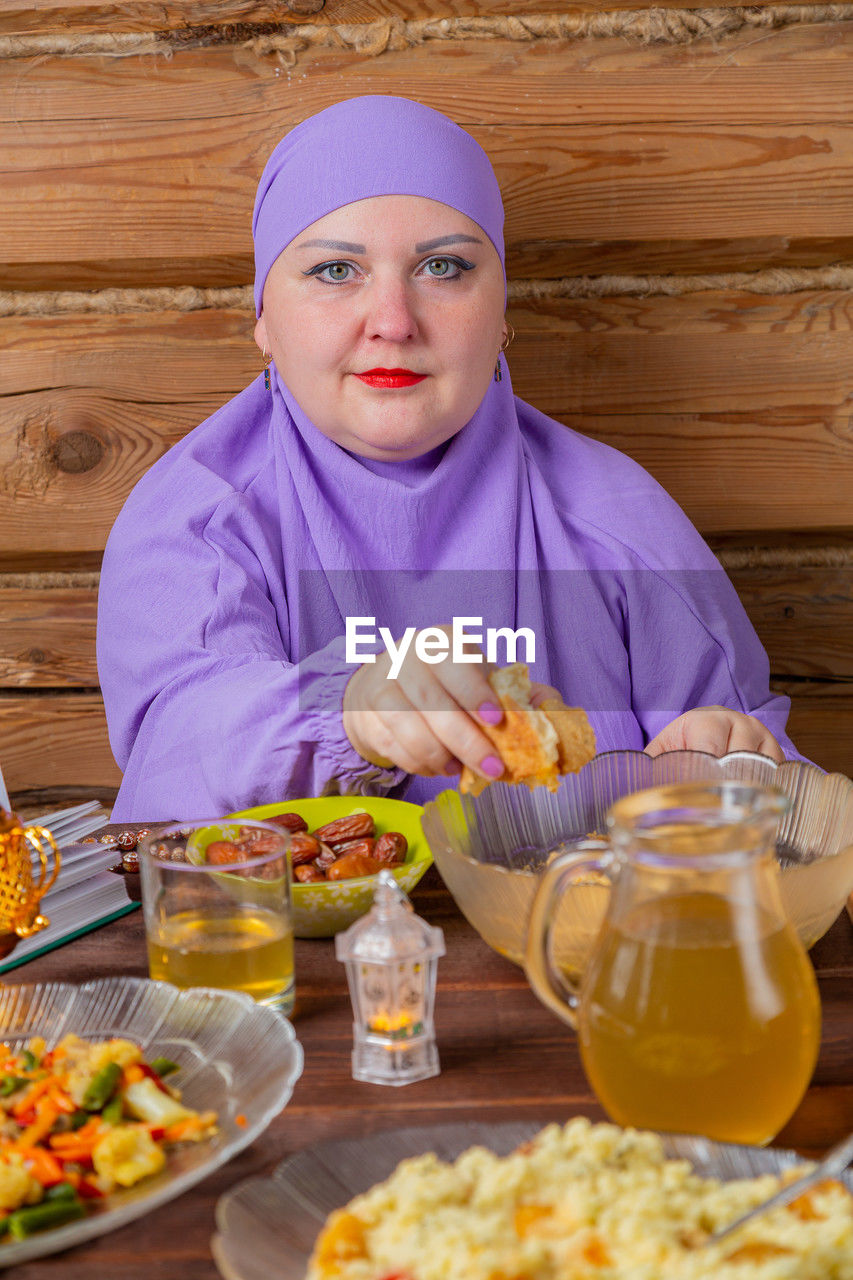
[0,802,139,974]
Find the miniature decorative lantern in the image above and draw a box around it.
[336,870,445,1086]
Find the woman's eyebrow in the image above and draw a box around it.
[415,234,483,252]
[296,238,366,252]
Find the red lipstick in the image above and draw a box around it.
[355,368,426,389]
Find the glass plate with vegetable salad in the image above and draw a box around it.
[0,977,303,1267]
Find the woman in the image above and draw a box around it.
[98,96,800,821]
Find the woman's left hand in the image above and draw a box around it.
[645,706,786,763]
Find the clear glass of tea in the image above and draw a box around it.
[139,820,294,1016]
[525,781,821,1145]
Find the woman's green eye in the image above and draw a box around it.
[422,256,472,279]
[305,261,355,283]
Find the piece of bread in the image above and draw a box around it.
[539,697,598,775]
[459,664,596,795]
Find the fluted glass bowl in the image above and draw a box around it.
[0,976,303,1268]
[421,751,853,965]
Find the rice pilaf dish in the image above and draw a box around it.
[307,1118,853,1280]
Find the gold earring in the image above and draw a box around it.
[262,348,272,391]
[495,321,514,381]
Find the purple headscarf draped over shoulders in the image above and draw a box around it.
[98,95,803,820]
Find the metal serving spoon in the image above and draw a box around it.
[708,1130,853,1246]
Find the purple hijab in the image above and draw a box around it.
[253,95,505,314]
[98,96,802,820]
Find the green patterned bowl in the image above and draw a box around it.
[232,797,432,938]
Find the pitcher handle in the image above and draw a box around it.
[24,826,61,896]
[524,845,613,1031]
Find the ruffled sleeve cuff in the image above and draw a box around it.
[300,635,407,796]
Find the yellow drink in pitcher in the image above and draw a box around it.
[577,893,820,1145]
[147,909,294,1012]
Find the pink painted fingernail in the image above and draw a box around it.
[480,754,504,778]
[478,701,503,725]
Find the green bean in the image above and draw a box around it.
[69,1108,89,1130]
[149,1057,180,1079]
[43,1183,79,1203]
[81,1061,121,1112]
[20,1050,38,1072]
[101,1094,123,1125]
[0,1076,27,1097]
[7,1200,86,1239]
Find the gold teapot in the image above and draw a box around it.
[0,809,61,959]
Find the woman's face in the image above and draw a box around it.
[254,195,506,460]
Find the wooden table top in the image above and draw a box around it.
[6,866,853,1280]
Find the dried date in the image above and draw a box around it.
[289,833,322,866]
[266,812,309,834]
[237,826,265,843]
[259,807,412,885]
[314,842,337,872]
[326,850,382,880]
[374,832,407,864]
[329,837,375,861]
[236,830,286,855]
[312,812,375,844]
[294,864,324,883]
[206,841,249,866]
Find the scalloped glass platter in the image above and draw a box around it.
[211,1119,853,1280]
[0,976,303,1268]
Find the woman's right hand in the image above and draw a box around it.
[342,624,507,782]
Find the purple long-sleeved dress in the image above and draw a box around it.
[97,368,801,821]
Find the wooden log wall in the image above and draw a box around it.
[1,0,852,806]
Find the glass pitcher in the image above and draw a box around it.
[525,782,821,1145]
